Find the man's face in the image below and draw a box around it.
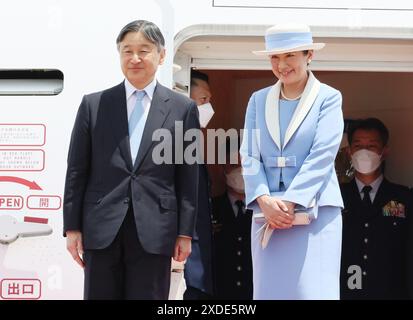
[349,129,386,156]
[190,79,212,106]
[119,31,165,89]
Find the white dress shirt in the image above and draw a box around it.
[125,77,156,121]
[124,78,157,163]
[227,193,245,217]
[355,175,384,203]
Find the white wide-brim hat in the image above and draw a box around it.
[253,24,325,56]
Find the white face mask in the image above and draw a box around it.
[351,149,382,175]
[197,102,214,128]
[225,167,245,193]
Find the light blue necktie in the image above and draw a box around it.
[129,90,146,165]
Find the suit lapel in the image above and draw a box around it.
[283,71,320,148]
[133,82,171,171]
[264,82,282,150]
[349,179,363,207]
[372,178,388,208]
[108,81,134,170]
[264,72,320,151]
[223,194,237,223]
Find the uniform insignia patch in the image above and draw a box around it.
[382,200,406,218]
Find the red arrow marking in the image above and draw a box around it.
[24,216,48,224]
[0,176,42,190]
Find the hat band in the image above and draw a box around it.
[265,32,313,51]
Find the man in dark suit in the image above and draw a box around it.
[183,70,214,300]
[212,140,253,300]
[340,118,411,300]
[63,20,199,300]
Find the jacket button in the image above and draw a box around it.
[364,238,368,244]
[364,223,369,228]
[124,198,130,204]
[363,271,367,276]
[363,254,368,260]
[236,281,242,287]
[131,174,137,180]
[237,266,242,271]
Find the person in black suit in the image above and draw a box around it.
[340,118,411,300]
[63,20,199,300]
[212,139,253,300]
[183,70,214,300]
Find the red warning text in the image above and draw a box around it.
[0,195,24,210]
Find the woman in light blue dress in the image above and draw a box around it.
[240,24,344,299]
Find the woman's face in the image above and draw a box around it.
[270,50,313,86]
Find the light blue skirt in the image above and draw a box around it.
[251,206,342,300]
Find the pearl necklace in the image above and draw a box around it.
[280,87,302,101]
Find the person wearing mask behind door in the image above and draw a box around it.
[183,70,215,300]
[212,138,253,300]
[340,118,411,300]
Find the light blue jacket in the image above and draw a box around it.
[240,72,344,211]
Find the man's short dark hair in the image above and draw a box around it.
[116,20,165,52]
[191,70,209,87]
[348,117,389,146]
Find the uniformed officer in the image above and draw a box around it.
[340,118,411,300]
[212,141,253,300]
[184,70,214,300]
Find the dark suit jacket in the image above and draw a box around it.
[184,164,214,295]
[63,81,199,256]
[212,193,253,300]
[340,178,411,300]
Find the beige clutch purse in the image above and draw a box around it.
[250,192,318,249]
